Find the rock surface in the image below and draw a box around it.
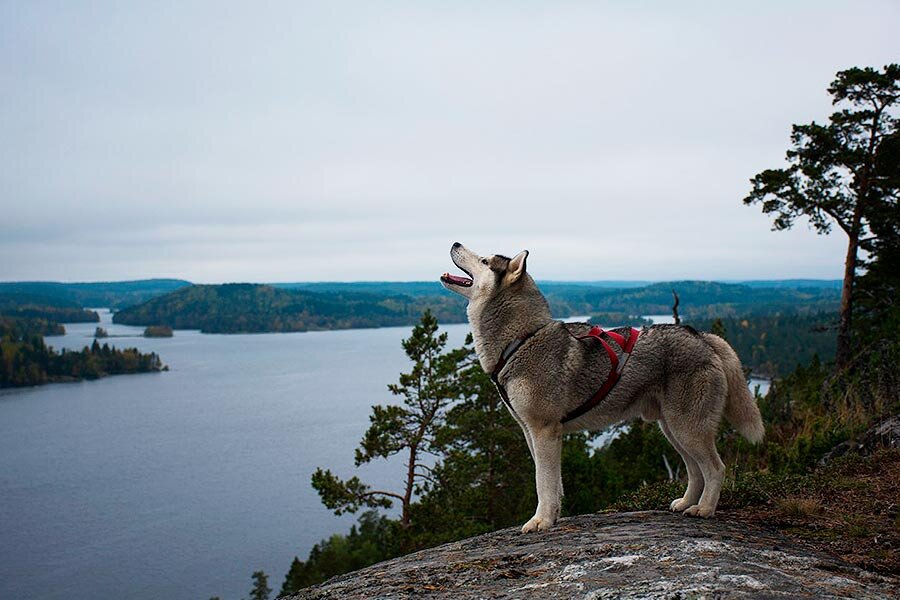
[819,415,900,466]
[285,511,898,599]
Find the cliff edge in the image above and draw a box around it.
[284,511,897,599]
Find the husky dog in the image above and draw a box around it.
[440,243,765,533]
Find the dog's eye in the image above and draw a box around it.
[481,259,488,265]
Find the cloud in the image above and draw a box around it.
[1,1,895,282]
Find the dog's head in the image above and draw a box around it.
[440,242,530,301]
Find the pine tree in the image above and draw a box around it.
[745,64,899,370]
[311,310,469,528]
[247,570,271,600]
[279,557,304,597]
[711,318,727,341]
[413,334,534,542]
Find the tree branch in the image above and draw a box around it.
[359,490,405,502]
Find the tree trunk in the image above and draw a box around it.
[671,290,680,325]
[836,201,864,371]
[402,443,417,528]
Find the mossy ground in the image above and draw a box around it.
[610,448,899,575]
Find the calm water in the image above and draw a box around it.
[0,311,472,600]
[0,312,768,600]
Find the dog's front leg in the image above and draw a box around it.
[521,422,563,533]
[507,409,536,463]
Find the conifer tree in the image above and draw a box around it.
[311,310,469,528]
[414,334,534,540]
[711,318,727,341]
[247,570,271,600]
[745,64,899,370]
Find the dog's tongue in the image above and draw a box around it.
[442,273,472,286]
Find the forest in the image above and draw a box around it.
[688,314,836,378]
[0,279,191,310]
[0,318,165,387]
[111,280,839,335]
[0,292,99,323]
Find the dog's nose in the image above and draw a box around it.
[452,242,462,249]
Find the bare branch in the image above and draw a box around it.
[662,453,675,481]
[671,290,680,325]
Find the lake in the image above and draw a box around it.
[0,312,769,600]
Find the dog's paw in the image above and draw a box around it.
[521,515,555,533]
[683,504,716,518]
[670,497,692,512]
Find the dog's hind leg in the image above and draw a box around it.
[663,371,726,518]
[678,432,725,518]
[658,418,703,512]
[521,422,563,533]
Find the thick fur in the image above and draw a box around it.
[441,243,765,532]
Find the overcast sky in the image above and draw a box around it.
[1,1,897,283]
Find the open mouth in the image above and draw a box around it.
[441,260,473,287]
[441,272,473,287]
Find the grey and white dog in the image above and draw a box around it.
[440,243,765,533]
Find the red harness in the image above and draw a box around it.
[562,325,640,423]
[490,324,641,425]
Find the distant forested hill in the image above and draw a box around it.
[112,284,468,333]
[0,292,98,323]
[112,281,840,334]
[688,314,836,378]
[0,279,191,310]
[733,279,842,289]
[545,281,840,319]
[275,279,841,296]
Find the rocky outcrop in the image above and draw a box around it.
[819,415,900,466]
[285,511,898,599]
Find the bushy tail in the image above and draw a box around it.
[703,333,765,444]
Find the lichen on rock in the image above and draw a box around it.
[284,511,898,599]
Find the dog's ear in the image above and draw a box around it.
[506,250,528,284]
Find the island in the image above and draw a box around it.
[1,318,166,388]
[143,325,174,338]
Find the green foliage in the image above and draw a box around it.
[142,325,173,337]
[0,317,65,336]
[561,424,682,516]
[711,318,727,340]
[311,310,468,528]
[112,281,840,334]
[689,313,836,377]
[247,571,271,600]
[279,511,400,595]
[412,338,536,545]
[114,284,469,333]
[0,279,191,310]
[0,319,164,388]
[0,293,98,323]
[309,469,394,515]
[744,64,898,236]
[744,64,899,368]
[566,281,839,320]
[589,313,653,327]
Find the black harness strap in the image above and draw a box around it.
[489,328,542,414]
